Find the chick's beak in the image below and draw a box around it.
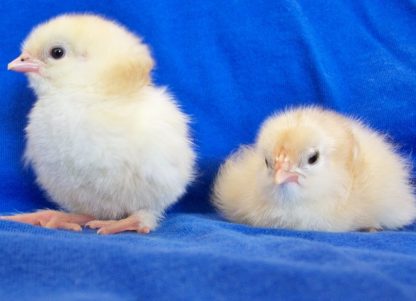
[8,52,41,73]
[274,161,299,185]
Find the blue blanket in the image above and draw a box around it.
[0,1,415,300]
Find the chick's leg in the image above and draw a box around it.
[86,210,158,235]
[0,210,94,231]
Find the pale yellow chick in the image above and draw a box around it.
[213,107,416,231]
[4,14,195,234]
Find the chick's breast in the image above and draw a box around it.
[25,87,195,220]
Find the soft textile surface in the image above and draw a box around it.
[0,1,415,300]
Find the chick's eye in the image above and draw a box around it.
[265,158,271,168]
[307,151,319,165]
[50,47,65,59]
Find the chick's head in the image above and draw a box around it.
[8,14,154,96]
[257,107,357,200]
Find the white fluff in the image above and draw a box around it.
[213,107,416,231]
[19,14,195,228]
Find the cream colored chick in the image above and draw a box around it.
[213,107,416,231]
[4,14,195,234]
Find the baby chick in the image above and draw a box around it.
[4,14,195,234]
[213,107,416,231]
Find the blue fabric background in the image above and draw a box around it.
[0,1,415,300]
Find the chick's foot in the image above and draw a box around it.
[0,210,94,231]
[86,210,157,235]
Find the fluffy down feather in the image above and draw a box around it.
[213,107,416,231]
[5,14,195,234]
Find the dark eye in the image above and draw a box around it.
[307,151,319,165]
[265,158,271,168]
[50,47,65,59]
